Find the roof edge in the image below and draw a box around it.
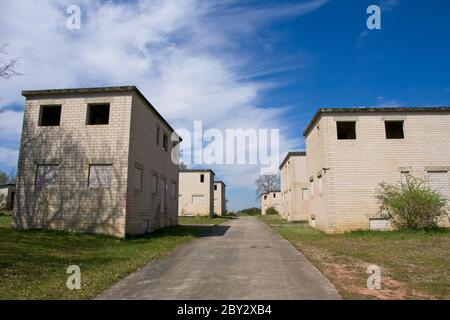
[21,85,178,135]
[279,151,306,170]
[180,169,216,176]
[303,107,450,137]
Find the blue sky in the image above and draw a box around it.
[1,0,450,211]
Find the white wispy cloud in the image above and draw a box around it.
[0,0,327,208]
[380,0,400,11]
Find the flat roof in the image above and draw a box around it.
[261,190,281,196]
[279,151,306,170]
[0,184,15,188]
[303,107,450,137]
[180,169,216,176]
[214,181,226,187]
[22,85,177,134]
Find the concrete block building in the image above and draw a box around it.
[178,170,215,217]
[13,86,181,238]
[279,152,309,222]
[297,107,450,233]
[214,181,226,216]
[0,184,15,209]
[261,191,282,216]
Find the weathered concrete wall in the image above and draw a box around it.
[214,182,226,216]
[179,171,214,216]
[261,192,282,216]
[125,92,179,235]
[306,111,450,233]
[280,154,309,222]
[14,92,132,237]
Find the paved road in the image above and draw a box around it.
[97,216,340,300]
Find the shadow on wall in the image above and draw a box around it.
[13,122,127,237]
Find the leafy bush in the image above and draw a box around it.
[377,175,448,230]
[0,193,6,211]
[265,206,279,216]
[237,208,261,216]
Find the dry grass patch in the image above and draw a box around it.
[266,224,450,300]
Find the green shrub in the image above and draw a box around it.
[265,206,279,216]
[237,208,261,216]
[377,175,448,230]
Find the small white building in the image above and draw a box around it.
[214,181,226,216]
[261,191,282,215]
[178,170,215,217]
[0,184,15,209]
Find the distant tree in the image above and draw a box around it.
[0,170,15,185]
[7,169,16,184]
[0,171,7,185]
[255,174,280,199]
[179,162,187,170]
[0,44,21,80]
[265,206,279,215]
[225,198,229,214]
[237,208,261,216]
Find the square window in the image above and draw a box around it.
[200,174,205,183]
[36,164,59,188]
[87,104,110,125]
[39,106,61,126]
[337,121,356,140]
[88,165,112,188]
[134,167,143,191]
[385,121,404,139]
[263,195,267,200]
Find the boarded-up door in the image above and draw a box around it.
[428,172,449,199]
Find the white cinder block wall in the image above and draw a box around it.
[13,86,180,238]
[179,170,215,217]
[279,152,309,222]
[214,181,226,216]
[261,191,282,215]
[304,108,450,233]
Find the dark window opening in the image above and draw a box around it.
[87,104,110,125]
[156,127,160,146]
[200,174,205,183]
[39,105,61,126]
[214,185,217,191]
[385,121,404,139]
[337,121,356,140]
[264,195,267,200]
[162,134,169,151]
[273,193,276,198]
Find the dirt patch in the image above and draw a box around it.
[294,243,434,300]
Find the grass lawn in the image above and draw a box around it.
[260,215,450,300]
[178,215,230,225]
[258,214,299,225]
[0,214,210,300]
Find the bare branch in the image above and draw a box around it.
[0,44,23,79]
[255,174,280,199]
